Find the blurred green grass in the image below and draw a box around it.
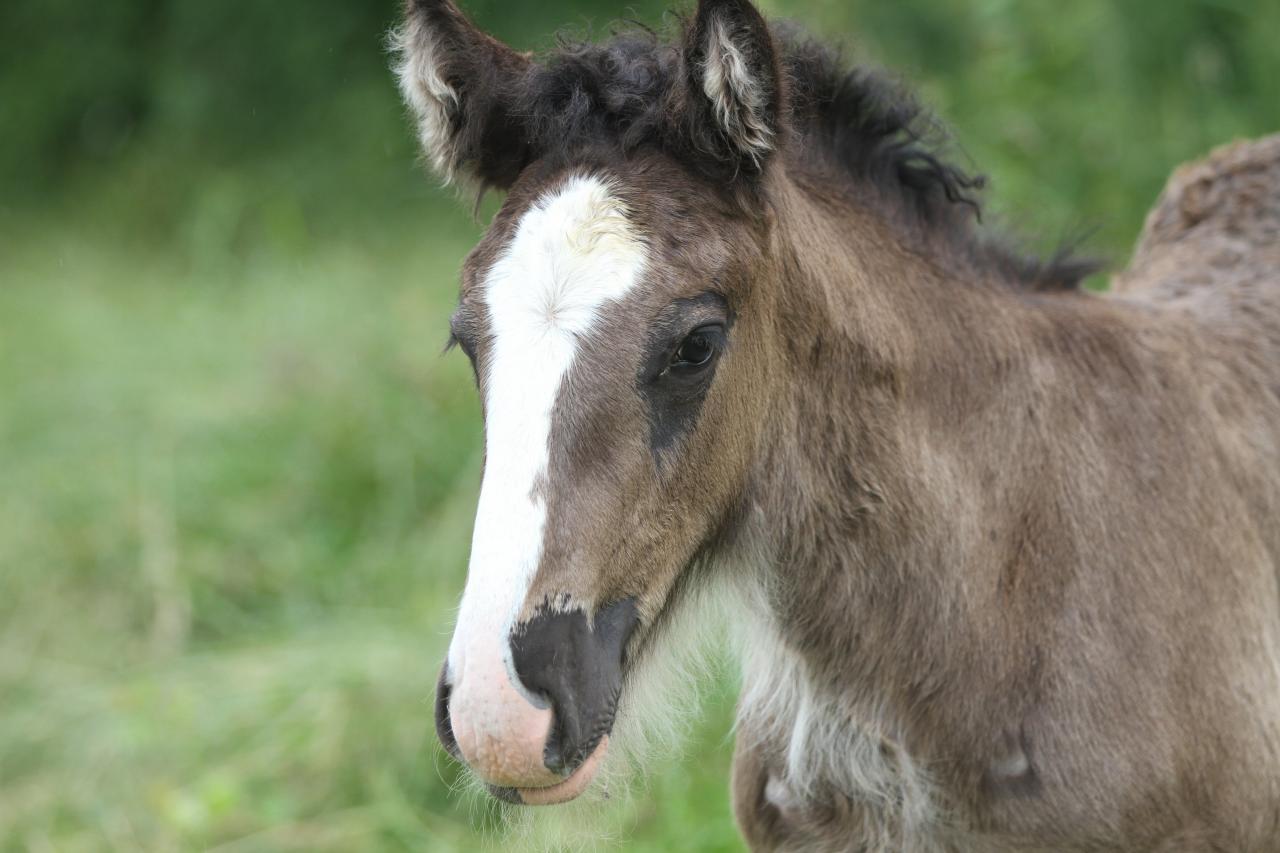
[1,0,1277,849]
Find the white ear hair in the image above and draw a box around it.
[392,16,462,183]
[391,1,531,189]
[700,14,776,165]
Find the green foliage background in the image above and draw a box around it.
[1,0,1276,849]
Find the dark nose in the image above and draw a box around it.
[509,598,640,774]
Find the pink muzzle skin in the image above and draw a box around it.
[516,737,609,806]
[449,646,607,804]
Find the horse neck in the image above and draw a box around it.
[740,172,1105,733]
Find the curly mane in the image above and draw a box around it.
[496,20,1099,291]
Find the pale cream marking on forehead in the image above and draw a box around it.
[447,175,648,693]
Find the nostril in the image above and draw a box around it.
[434,664,459,759]
[510,599,639,777]
[543,722,570,775]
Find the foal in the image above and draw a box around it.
[394,0,1280,848]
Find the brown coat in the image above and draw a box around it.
[730,136,1280,851]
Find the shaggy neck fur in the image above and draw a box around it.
[726,169,1151,847]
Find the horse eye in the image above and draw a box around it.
[672,326,719,369]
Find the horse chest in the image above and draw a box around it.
[734,651,950,850]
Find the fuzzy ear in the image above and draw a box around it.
[685,0,782,171]
[392,0,533,189]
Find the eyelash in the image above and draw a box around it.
[447,304,476,353]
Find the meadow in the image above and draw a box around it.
[2,0,1276,849]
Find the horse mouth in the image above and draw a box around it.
[487,735,611,805]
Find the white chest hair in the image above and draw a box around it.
[730,581,950,850]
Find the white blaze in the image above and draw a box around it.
[449,175,647,690]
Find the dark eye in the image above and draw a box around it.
[670,325,721,370]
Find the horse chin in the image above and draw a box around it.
[495,735,610,806]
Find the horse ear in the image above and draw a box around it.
[393,0,533,189]
[685,0,782,171]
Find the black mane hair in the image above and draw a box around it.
[502,20,1099,291]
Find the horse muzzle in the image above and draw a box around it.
[435,599,639,805]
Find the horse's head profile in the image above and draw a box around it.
[394,0,794,806]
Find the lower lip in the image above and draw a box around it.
[515,736,609,806]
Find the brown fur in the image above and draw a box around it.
[398,2,1280,848]
[725,135,1280,852]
